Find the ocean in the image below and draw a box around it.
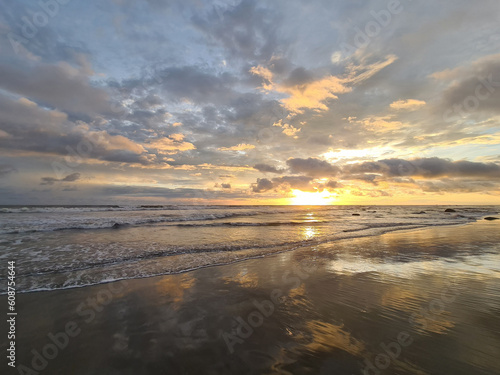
[0,205,498,294]
[2,205,500,374]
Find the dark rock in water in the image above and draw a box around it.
[412,211,426,214]
[445,208,456,212]
[352,213,360,216]
[111,223,123,229]
[484,217,499,221]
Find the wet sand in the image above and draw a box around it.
[3,220,500,375]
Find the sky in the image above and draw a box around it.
[1,0,500,205]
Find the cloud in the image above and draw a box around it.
[221,183,231,189]
[101,185,245,201]
[324,180,340,190]
[41,173,81,185]
[345,157,500,179]
[345,55,398,85]
[218,143,255,151]
[253,163,285,174]
[273,120,301,138]
[2,0,500,204]
[286,157,340,178]
[251,65,351,114]
[350,115,404,132]
[390,99,426,111]
[433,53,500,116]
[155,66,237,105]
[281,76,350,113]
[146,134,195,154]
[0,165,17,177]
[271,176,316,192]
[0,61,112,115]
[251,178,274,193]
[0,93,152,165]
[192,0,280,61]
[283,67,315,87]
[0,94,67,128]
[418,179,497,193]
[249,54,397,116]
[251,175,315,193]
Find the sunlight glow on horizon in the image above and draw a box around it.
[289,189,337,205]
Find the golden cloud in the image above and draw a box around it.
[390,99,426,111]
[146,133,195,154]
[218,143,256,151]
[273,119,301,138]
[250,55,397,114]
[349,115,405,132]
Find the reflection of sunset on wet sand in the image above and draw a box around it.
[9,219,500,374]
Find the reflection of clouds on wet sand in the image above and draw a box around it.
[303,320,365,356]
[222,271,259,288]
[155,273,196,306]
[11,221,500,374]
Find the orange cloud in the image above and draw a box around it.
[218,143,256,151]
[146,133,195,154]
[273,119,301,138]
[250,55,396,114]
[390,99,426,111]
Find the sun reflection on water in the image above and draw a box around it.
[301,226,318,240]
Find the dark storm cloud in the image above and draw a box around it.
[253,163,285,174]
[286,158,340,178]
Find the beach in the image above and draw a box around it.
[2,0,500,373]
[2,211,500,375]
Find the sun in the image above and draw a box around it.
[289,189,336,205]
